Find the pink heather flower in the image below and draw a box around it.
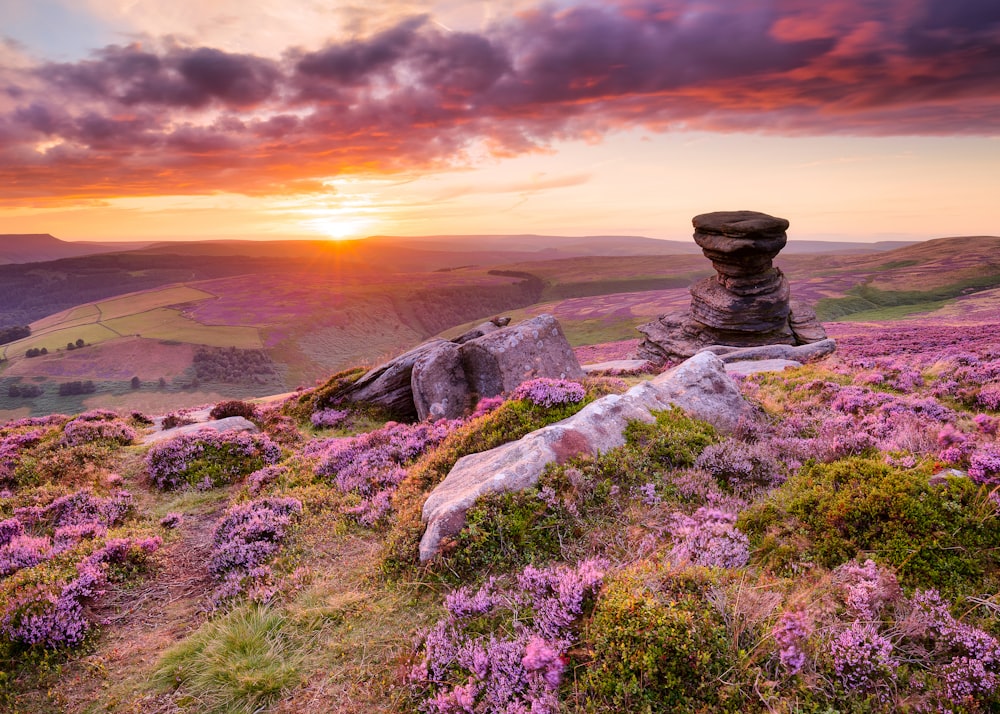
[471,396,505,418]
[773,610,813,674]
[159,512,183,529]
[969,444,1000,484]
[668,507,749,569]
[510,378,585,408]
[522,636,564,688]
[830,622,898,697]
[974,414,999,436]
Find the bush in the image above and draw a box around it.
[577,565,731,712]
[57,381,95,396]
[192,347,278,384]
[209,400,258,421]
[146,430,282,491]
[62,417,136,447]
[739,457,1000,596]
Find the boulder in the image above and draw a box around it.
[141,416,258,445]
[452,321,500,345]
[725,359,802,375]
[703,338,837,363]
[459,314,585,398]
[411,341,471,420]
[419,351,749,561]
[582,359,652,374]
[337,339,449,420]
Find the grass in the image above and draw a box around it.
[102,309,263,348]
[815,273,1000,321]
[153,604,307,714]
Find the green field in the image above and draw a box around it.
[103,308,263,348]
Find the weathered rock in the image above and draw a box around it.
[452,321,500,344]
[582,359,652,374]
[459,314,585,398]
[419,351,749,560]
[338,339,448,419]
[725,359,802,375]
[704,338,837,363]
[141,416,258,445]
[789,301,828,343]
[637,211,829,362]
[412,341,471,421]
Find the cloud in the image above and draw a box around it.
[1,0,998,203]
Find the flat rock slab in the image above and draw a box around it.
[419,351,750,561]
[582,359,651,374]
[704,338,837,363]
[141,416,259,445]
[725,359,803,375]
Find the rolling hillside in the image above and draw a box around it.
[0,234,995,419]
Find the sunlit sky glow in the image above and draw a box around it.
[1,0,998,242]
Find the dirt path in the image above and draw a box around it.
[57,508,222,713]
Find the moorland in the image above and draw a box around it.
[1,231,999,713]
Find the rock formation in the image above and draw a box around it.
[638,211,828,363]
[419,351,752,561]
[333,314,585,421]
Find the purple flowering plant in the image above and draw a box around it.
[146,429,282,490]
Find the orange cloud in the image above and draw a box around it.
[1,0,998,204]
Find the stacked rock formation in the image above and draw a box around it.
[638,210,828,363]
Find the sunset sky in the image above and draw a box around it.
[1,0,998,243]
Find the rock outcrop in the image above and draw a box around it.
[419,351,751,561]
[638,211,828,363]
[332,314,584,421]
[141,416,259,445]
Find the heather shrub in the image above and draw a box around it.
[695,438,783,493]
[382,393,596,573]
[510,378,586,407]
[442,410,716,578]
[0,536,160,648]
[410,560,605,713]
[309,408,350,429]
[146,430,282,490]
[282,367,366,423]
[576,564,731,712]
[61,417,136,447]
[739,458,1000,595]
[667,506,750,569]
[209,400,258,421]
[160,412,196,430]
[209,497,302,605]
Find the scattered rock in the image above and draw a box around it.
[452,321,500,344]
[930,468,966,485]
[327,315,585,421]
[725,359,802,375]
[582,359,651,374]
[637,211,829,363]
[459,314,585,398]
[703,338,837,363]
[419,351,749,561]
[412,341,470,421]
[336,340,449,420]
[141,416,259,445]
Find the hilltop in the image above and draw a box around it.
[1,235,996,420]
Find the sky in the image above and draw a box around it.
[0,0,998,243]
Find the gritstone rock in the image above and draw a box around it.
[329,314,584,421]
[419,351,750,561]
[141,416,259,445]
[459,313,585,398]
[638,211,829,363]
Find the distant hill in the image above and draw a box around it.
[0,234,152,264]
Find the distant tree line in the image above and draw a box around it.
[192,347,278,385]
[0,325,30,345]
[58,380,96,396]
[66,338,86,351]
[7,383,43,398]
[25,347,48,358]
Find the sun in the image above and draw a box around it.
[307,216,375,240]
